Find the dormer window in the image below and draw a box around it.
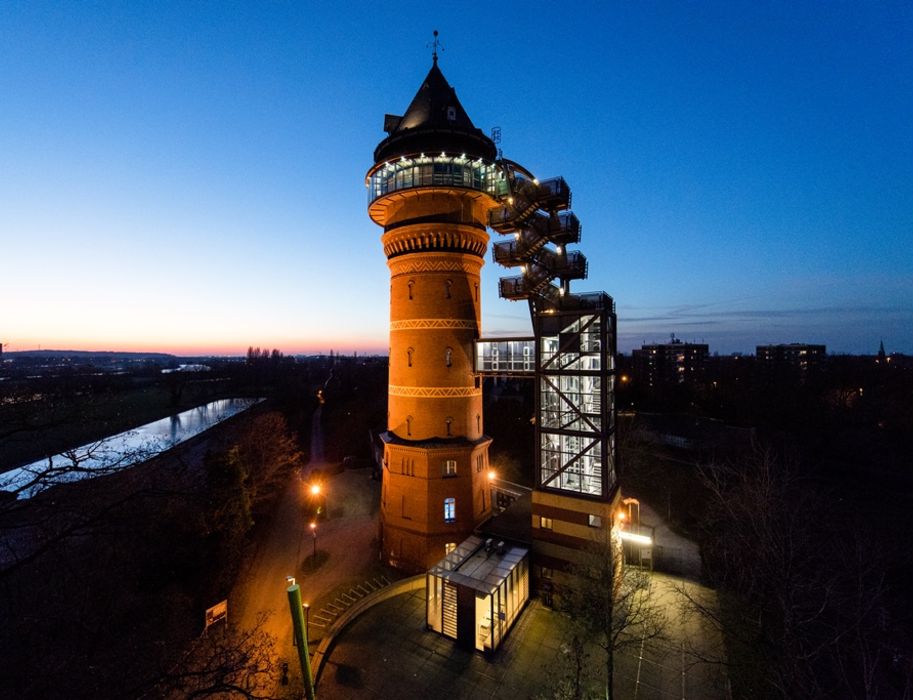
[446,106,456,121]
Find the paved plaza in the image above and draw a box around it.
[315,575,729,700]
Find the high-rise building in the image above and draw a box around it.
[632,336,709,389]
[756,343,826,383]
[366,58,498,571]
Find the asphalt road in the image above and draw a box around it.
[229,462,382,690]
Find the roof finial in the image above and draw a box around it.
[429,29,443,64]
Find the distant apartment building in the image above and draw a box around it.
[756,343,826,383]
[633,337,709,389]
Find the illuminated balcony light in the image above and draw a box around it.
[441,151,446,157]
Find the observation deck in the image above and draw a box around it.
[366,153,504,226]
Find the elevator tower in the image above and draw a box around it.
[366,58,499,571]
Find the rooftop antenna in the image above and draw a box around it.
[429,29,443,64]
[491,126,502,160]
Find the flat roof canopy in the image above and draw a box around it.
[429,535,529,596]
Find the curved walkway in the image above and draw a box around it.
[312,575,424,684]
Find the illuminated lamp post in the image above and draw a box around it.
[308,482,324,518]
[309,521,317,559]
[487,469,496,513]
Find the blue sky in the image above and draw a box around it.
[1,1,910,355]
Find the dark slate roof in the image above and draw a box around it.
[374,62,497,164]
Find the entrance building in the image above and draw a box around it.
[426,536,529,653]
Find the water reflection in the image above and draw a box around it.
[1,398,263,500]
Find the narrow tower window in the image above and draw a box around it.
[407,347,414,367]
[444,497,456,523]
[445,347,453,367]
[447,106,456,121]
[407,279,414,300]
[474,283,479,303]
[445,417,453,437]
[406,415,413,437]
[476,414,481,432]
[445,279,452,299]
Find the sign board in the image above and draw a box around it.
[204,599,228,630]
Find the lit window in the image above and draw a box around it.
[445,542,456,555]
[444,497,456,523]
[588,514,603,528]
[442,459,457,477]
[539,516,553,530]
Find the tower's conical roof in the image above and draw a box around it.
[373,61,497,164]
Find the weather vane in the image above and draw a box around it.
[428,29,443,64]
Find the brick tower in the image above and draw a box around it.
[366,58,499,571]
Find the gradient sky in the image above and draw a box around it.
[1,1,911,356]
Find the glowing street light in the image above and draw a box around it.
[309,521,317,559]
[307,481,325,519]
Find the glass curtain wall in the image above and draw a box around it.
[535,298,617,499]
[369,155,500,202]
[474,556,529,652]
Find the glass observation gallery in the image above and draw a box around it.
[426,536,529,653]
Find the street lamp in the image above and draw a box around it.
[309,521,317,559]
[308,481,325,518]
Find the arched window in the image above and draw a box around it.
[407,347,414,367]
[445,417,453,437]
[445,279,453,299]
[407,279,414,300]
[406,415,413,437]
[445,346,453,367]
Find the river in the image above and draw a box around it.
[1,397,263,499]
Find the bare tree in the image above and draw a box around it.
[136,613,293,700]
[682,446,910,699]
[555,528,665,700]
